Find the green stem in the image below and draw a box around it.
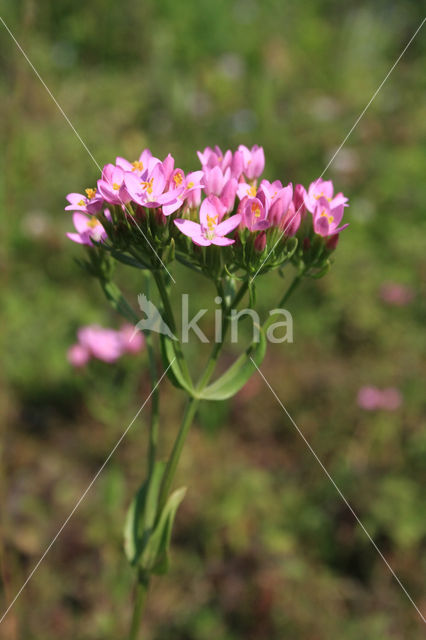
[157,396,199,511]
[196,279,249,390]
[263,271,304,331]
[157,278,250,508]
[143,274,160,477]
[128,571,150,640]
[152,270,192,382]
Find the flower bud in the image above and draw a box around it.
[254,231,266,252]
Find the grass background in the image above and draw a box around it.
[1,0,425,638]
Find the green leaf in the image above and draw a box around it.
[140,486,187,575]
[124,461,166,565]
[199,326,267,401]
[101,281,139,325]
[107,249,149,270]
[160,334,195,395]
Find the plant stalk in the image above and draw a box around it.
[128,570,150,640]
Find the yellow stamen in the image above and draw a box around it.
[251,202,261,218]
[132,161,144,171]
[87,217,99,229]
[206,214,218,231]
[173,172,184,186]
[140,177,154,195]
[78,199,85,207]
[112,183,120,191]
[249,185,257,197]
[320,209,334,223]
[187,181,194,189]
[85,188,96,200]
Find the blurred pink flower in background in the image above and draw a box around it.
[379,282,414,306]
[357,386,403,411]
[67,324,144,367]
[67,343,90,368]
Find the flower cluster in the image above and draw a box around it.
[357,386,402,411]
[68,324,144,367]
[66,144,349,280]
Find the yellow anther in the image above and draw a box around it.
[87,217,99,229]
[112,183,120,191]
[249,185,257,197]
[132,161,144,171]
[78,199,85,207]
[85,188,96,200]
[206,214,218,230]
[187,181,194,189]
[320,209,333,223]
[173,172,184,186]
[141,178,154,194]
[251,202,261,218]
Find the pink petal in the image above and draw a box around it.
[174,219,202,238]
[215,213,241,236]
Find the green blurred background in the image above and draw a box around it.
[1,0,426,638]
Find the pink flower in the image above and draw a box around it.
[379,283,414,306]
[279,202,301,236]
[304,178,348,213]
[241,196,270,231]
[115,149,154,177]
[124,163,183,210]
[312,197,349,237]
[197,146,232,171]
[254,232,266,252]
[174,196,241,246]
[220,178,238,212]
[67,343,90,368]
[119,324,145,353]
[293,184,307,218]
[357,386,382,410]
[238,144,265,180]
[162,169,205,215]
[203,165,231,196]
[66,211,108,246]
[68,323,145,367]
[78,325,124,363]
[65,188,103,214]
[357,386,402,411]
[97,164,132,205]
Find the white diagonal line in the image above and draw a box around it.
[0,16,176,283]
[0,360,174,625]
[249,16,426,285]
[250,357,426,624]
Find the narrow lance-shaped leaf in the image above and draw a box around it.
[160,333,196,396]
[200,326,267,401]
[139,486,187,575]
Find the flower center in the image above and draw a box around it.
[78,199,86,207]
[320,209,334,223]
[85,188,96,200]
[206,214,218,231]
[132,161,144,171]
[251,202,261,218]
[173,172,184,186]
[87,217,100,229]
[140,178,154,195]
[249,185,257,197]
[112,183,120,191]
